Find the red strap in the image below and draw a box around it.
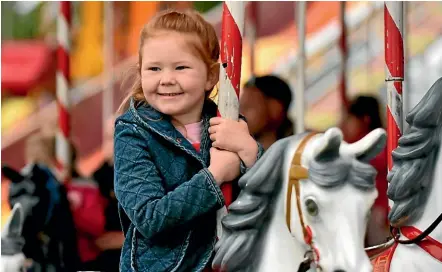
[371,242,398,272]
[401,226,442,262]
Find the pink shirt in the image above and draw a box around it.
[176,121,202,152]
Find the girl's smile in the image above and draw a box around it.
[157,92,184,97]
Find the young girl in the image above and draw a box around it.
[339,96,389,246]
[114,9,263,272]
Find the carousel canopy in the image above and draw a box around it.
[1,40,53,96]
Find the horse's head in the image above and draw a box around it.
[212,128,386,272]
[286,128,386,272]
[2,164,60,259]
[1,203,26,272]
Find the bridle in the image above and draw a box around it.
[390,213,442,244]
[285,132,320,271]
[286,132,317,240]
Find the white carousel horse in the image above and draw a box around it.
[370,77,442,271]
[213,126,387,272]
[1,203,27,272]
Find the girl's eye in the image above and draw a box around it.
[176,66,189,70]
[148,67,160,71]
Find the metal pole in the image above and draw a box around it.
[56,1,72,182]
[103,2,114,145]
[366,3,373,89]
[403,1,409,131]
[247,1,257,76]
[295,1,306,134]
[384,2,404,171]
[339,1,349,111]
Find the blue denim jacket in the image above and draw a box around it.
[114,98,264,272]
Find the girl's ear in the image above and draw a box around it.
[206,63,220,91]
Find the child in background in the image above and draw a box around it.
[339,95,390,246]
[114,9,263,272]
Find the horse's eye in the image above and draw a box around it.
[305,199,319,216]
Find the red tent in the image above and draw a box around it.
[1,40,54,96]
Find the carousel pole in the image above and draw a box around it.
[403,2,409,131]
[217,1,245,210]
[56,1,72,182]
[295,1,306,134]
[247,1,257,76]
[366,3,374,89]
[384,2,404,171]
[103,2,114,144]
[339,1,349,111]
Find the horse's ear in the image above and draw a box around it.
[340,128,387,162]
[313,128,342,162]
[2,165,24,183]
[1,203,24,238]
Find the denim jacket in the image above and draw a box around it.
[114,98,264,272]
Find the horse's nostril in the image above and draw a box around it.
[333,270,346,272]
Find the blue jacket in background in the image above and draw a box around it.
[114,98,264,272]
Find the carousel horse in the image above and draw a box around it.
[1,164,80,271]
[213,126,387,272]
[1,203,26,272]
[370,77,442,271]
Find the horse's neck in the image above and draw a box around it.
[257,189,307,272]
[411,147,442,242]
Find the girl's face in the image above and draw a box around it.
[239,86,270,135]
[140,31,217,124]
[339,113,367,143]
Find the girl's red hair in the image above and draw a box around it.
[117,9,220,115]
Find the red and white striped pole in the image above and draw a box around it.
[384,2,404,171]
[56,1,72,182]
[216,1,245,225]
[339,1,349,111]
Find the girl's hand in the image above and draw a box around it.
[209,117,259,168]
[208,147,241,185]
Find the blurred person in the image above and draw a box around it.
[339,95,390,246]
[24,132,70,182]
[17,132,81,271]
[114,9,263,272]
[27,133,108,270]
[63,141,108,271]
[92,116,124,272]
[24,133,56,170]
[240,75,294,150]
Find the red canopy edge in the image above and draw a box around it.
[2,40,54,95]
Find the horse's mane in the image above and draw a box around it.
[212,135,299,271]
[387,77,442,227]
[213,131,378,271]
